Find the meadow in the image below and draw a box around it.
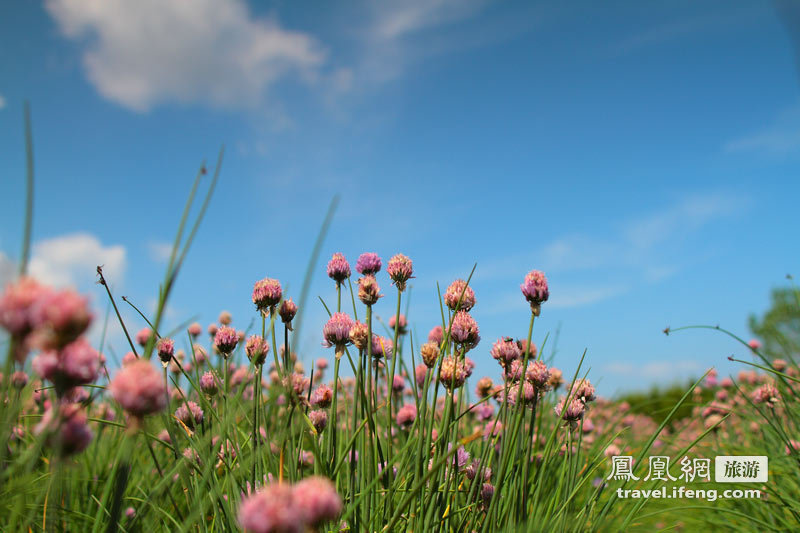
[1,140,798,532]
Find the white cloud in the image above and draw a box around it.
[45,0,327,111]
[27,233,126,288]
[0,94,6,110]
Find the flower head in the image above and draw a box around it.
[238,483,302,533]
[292,476,343,528]
[387,253,413,291]
[357,275,383,306]
[310,384,333,408]
[752,383,780,407]
[521,270,549,314]
[420,341,440,368]
[428,325,444,345]
[450,311,480,350]
[525,360,550,390]
[218,311,232,325]
[188,322,202,338]
[396,404,417,428]
[309,409,328,433]
[349,321,369,350]
[109,360,167,418]
[439,356,467,390]
[444,279,476,311]
[279,298,298,326]
[35,403,92,456]
[326,253,351,284]
[175,401,204,429]
[28,288,92,350]
[323,313,354,356]
[214,326,239,356]
[356,253,382,275]
[491,337,521,367]
[252,278,282,311]
[389,314,407,334]
[32,338,101,394]
[245,335,270,366]
[156,337,175,364]
[199,371,219,396]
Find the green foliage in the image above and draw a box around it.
[749,285,800,361]
[618,381,714,427]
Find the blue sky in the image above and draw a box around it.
[1,0,799,394]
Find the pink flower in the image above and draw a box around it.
[238,483,303,533]
[214,326,239,356]
[748,338,762,351]
[246,335,270,366]
[348,321,368,351]
[188,322,202,337]
[218,311,232,325]
[315,358,329,371]
[310,384,333,408]
[308,409,328,433]
[279,299,297,325]
[292,476,343,527]
[521,270,549,314]
[136,328,154,347]
[387,253,413,291]
[444,279,476,311]
[389,313,408,334]
[428,325,444,345]
[355,253,382,275]
[207,323,218,337]
[525,361,550,389]
[0,277,49,348]
[370,335,393,359]
[326,253,351,284]
[199,371,219,396]
[752,383,780,407]
[415,363,428,387]
[175,401,204,429]
[491,337,520,366]
[323,313,354,355]
[570,379,596,403]
[156,337,175,364]
[357,275,382,306]
[450,311,480,350]
[109,360,167,418]
[252,278,283,311]
[555,397,585,423]
[396,403,417,428]
[439,356,467,390]
[35,403,92,456]
[28,288,92,350]
[32,338,101,394]
[11,371,28,390]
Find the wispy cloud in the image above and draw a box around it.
[433,191,747,311]
[147,241,173,264]
[603,359,702,383]
[45,0,330,112]
[724,105,800,155]
[549,285,630,309]
[355,0,492,84]
[607,7,754,56]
